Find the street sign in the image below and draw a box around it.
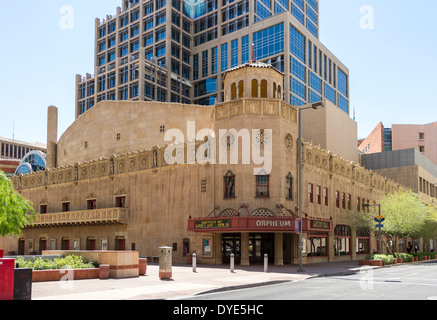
[376,224,384,228]
[374,215,385,223]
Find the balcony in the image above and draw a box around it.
[28,208,129,228]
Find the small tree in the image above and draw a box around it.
[0,171,37,237]
[420,204,437,251]
[349,190,430,254]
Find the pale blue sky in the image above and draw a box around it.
[0,0,436,145]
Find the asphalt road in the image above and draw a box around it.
[185,261,437,300]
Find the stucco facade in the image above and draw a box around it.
[7,64,400,265]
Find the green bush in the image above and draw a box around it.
[412,252,423,260]
[15,255,98,270]
[394,253,413,262]
[364,254,395,265]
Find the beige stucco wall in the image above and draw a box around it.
[392,124,437,166]
[301,100,358,164]
[57,101,213,167]
[6,65,404,264]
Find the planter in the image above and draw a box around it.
[99,264,110,280]
[139,258,147,276]
[395,258,403,264]
[413,256,419,262]
[359,259,383,267]
[32,268,99,282]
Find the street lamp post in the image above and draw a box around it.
[362,203,383,254]
[297,101,325,273]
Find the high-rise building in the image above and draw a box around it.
[75,0,349,118]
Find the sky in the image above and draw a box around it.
[0,0,436,145]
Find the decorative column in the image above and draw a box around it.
[274,233,284,266]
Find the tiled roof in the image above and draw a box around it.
[222,61,284,81]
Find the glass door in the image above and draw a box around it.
[222,234,241,263]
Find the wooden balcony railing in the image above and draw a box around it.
[28,207,129,228]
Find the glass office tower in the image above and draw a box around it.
[75,0,349,118]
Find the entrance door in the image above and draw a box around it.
[87,238,96,251]
[249,234,274,263]
[39,239,47,255]
[18,239,25,255]
[61,239,70,250]
[222,234,241,263]
[115,238,125,251]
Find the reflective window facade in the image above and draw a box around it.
[14,150,47,176]
[76,0,349,114]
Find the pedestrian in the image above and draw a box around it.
[407,242,412,254]
[414,244,419,253]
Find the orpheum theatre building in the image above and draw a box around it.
[7,62,401,266]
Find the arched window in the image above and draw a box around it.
[238,80,244,98]
[251,79,258,97]
[260,80,267,98]
[277,85,282,99]
[273,82,277,98]
[251,208,273,217]
[224,170,235,199]
[231,83,237,100]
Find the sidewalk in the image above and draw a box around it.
[31,260,364,300]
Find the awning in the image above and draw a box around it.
[188,216,333,233]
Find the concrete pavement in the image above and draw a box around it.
[31,260,365,300]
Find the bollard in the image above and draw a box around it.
[230,253,235,273]
[192,253,197,273]
[264,254,268,272]
[159,246,173,280]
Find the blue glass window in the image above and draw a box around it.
[339,94,348,113]
[156,44,166,57]
[221,43,228,72]
[98,55,106,66]
[306,6,318,25]
[307,19,318,38]
[338,69,348,97]
[309,90,321,103]
[211,47,217,75]
[253,23,284,61]
[202,50,208,77]
[255,0,271,22]
[292,95,305,107]
[242,35,249,64]
[23,152,46,172]
[309,71,321,94]
[231,39,239,68]
[307,0,318,12]
[290,25,305,63]
[275,0,287,14]
[325,83,336,105]
[193,53,199,80]
[292,78,305,100]
[292,57,305,82]
[292,6,304,24]
[156,28,166,42]
[194,78,217,97]
[15,163,32,176]
[144,33,153,47]
[293,0,304,10]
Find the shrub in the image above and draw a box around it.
[364,254,395,265]
[394,253,413,262]
[15,255,98,270]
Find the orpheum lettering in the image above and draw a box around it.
[255,220,291,228]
